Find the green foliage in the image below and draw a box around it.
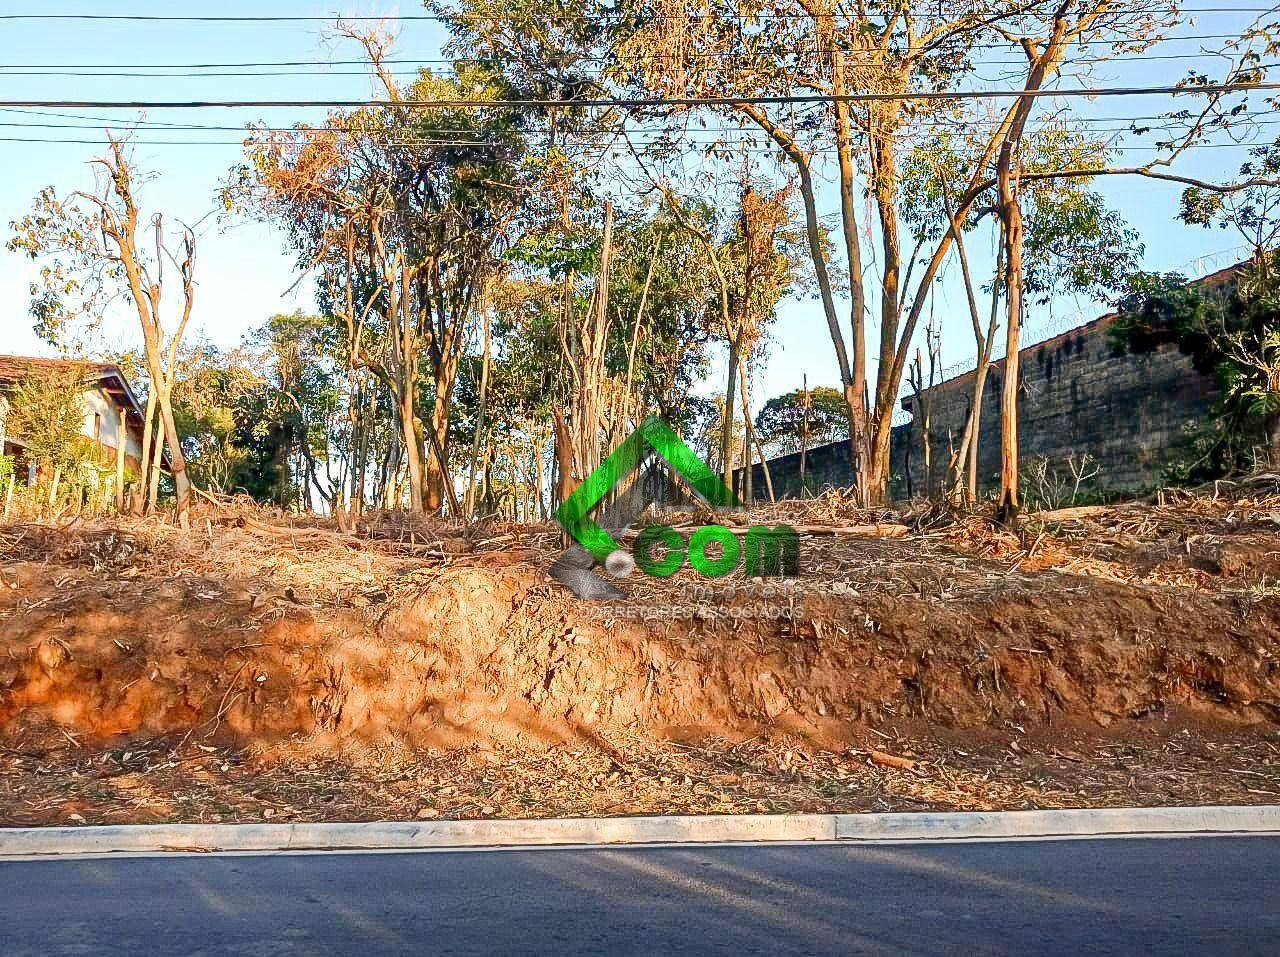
[755,387,850,456]
[1177,140,1280,255]
[607,210,715,421]
[6,367,92,475]
[236,312,345,505]
[901,124,1143,303]
[435,0,619,105]
[1113,253,1280,480]
[6,187,125,347]
[169,343,265,494]
[468,203,717,456]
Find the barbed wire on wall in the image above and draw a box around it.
[889,242,1254,422]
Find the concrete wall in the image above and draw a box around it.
[749,314,1221,501]
[746,438,856,500]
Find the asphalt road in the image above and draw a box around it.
[2,837,1277,955]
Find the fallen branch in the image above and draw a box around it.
[862,748,919,772]
[1030,505,1112,523]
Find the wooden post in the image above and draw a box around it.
[115,407,127,512]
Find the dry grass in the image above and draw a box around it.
[3,484,1280,825]
[2,721,1277,827]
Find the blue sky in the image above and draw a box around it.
[0,2,1272,415]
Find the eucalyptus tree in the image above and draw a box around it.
[617,0,1177,506]
[437,0,636,500]
[484,202,715,506]
[239,312,346,508]
[240,29,526,514]
[901,123,1142,504]
[9,137,198,524]
[658,179,802,491]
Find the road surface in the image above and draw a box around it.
[2,836,1277,955]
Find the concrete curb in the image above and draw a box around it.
[834,805,1280,841]
[0,806,1277,858]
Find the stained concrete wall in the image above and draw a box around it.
[748,314,1221,501]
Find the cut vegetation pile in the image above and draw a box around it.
[1,488,1278,824]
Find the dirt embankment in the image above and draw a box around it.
[1,509,1278,754]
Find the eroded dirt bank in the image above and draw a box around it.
[1,509,1278,756]
[3,496,1280,824]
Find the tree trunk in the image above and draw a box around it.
[147,407,163,511]
[133,389,156,515]
[423,424,445,512]
[787,155,869,503]
[911,349,934,501]
[864,101,908,508]
[722,337,740,492]
[399,387,425,514]
[578,203,613,479]
[48,465,61,507]
[552,407,576,506]
[421,410,460,516]
[154,383,191,528]
[1268,411,1280,467]
[989,20,1070,524]
[952,240,1002,506]
[799,374,810,494]
[465,309,492,516]
[996,161,1026,526]
[534,436,546,520]
[865,409,896,505]
[739,360,773,504]
[621,238,659,433]
[829,58,869,503]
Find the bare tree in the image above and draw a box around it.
[623,0,1178,507]
[9,136,196,526]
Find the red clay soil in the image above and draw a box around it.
[1,511,1278,757]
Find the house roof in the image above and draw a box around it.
[0,355,121,384]
[0,354,148,436]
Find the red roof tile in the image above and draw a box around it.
[0,354,120,384]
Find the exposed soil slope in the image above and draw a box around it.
[1,496,1278,756]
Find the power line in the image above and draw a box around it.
[0,34,1261,69]
[1,50,1267,78]
[4,109,1278,136]
[5,104,1268,126]
[1,139,1272,151]
[0,8,1260,22]
[0,118,490,135]
[2,79,1277,110]
[0,135,504,147]
[0,129,1270,150]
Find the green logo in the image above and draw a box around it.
[553,416,799,593]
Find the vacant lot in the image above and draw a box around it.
[1,489,1278,824]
